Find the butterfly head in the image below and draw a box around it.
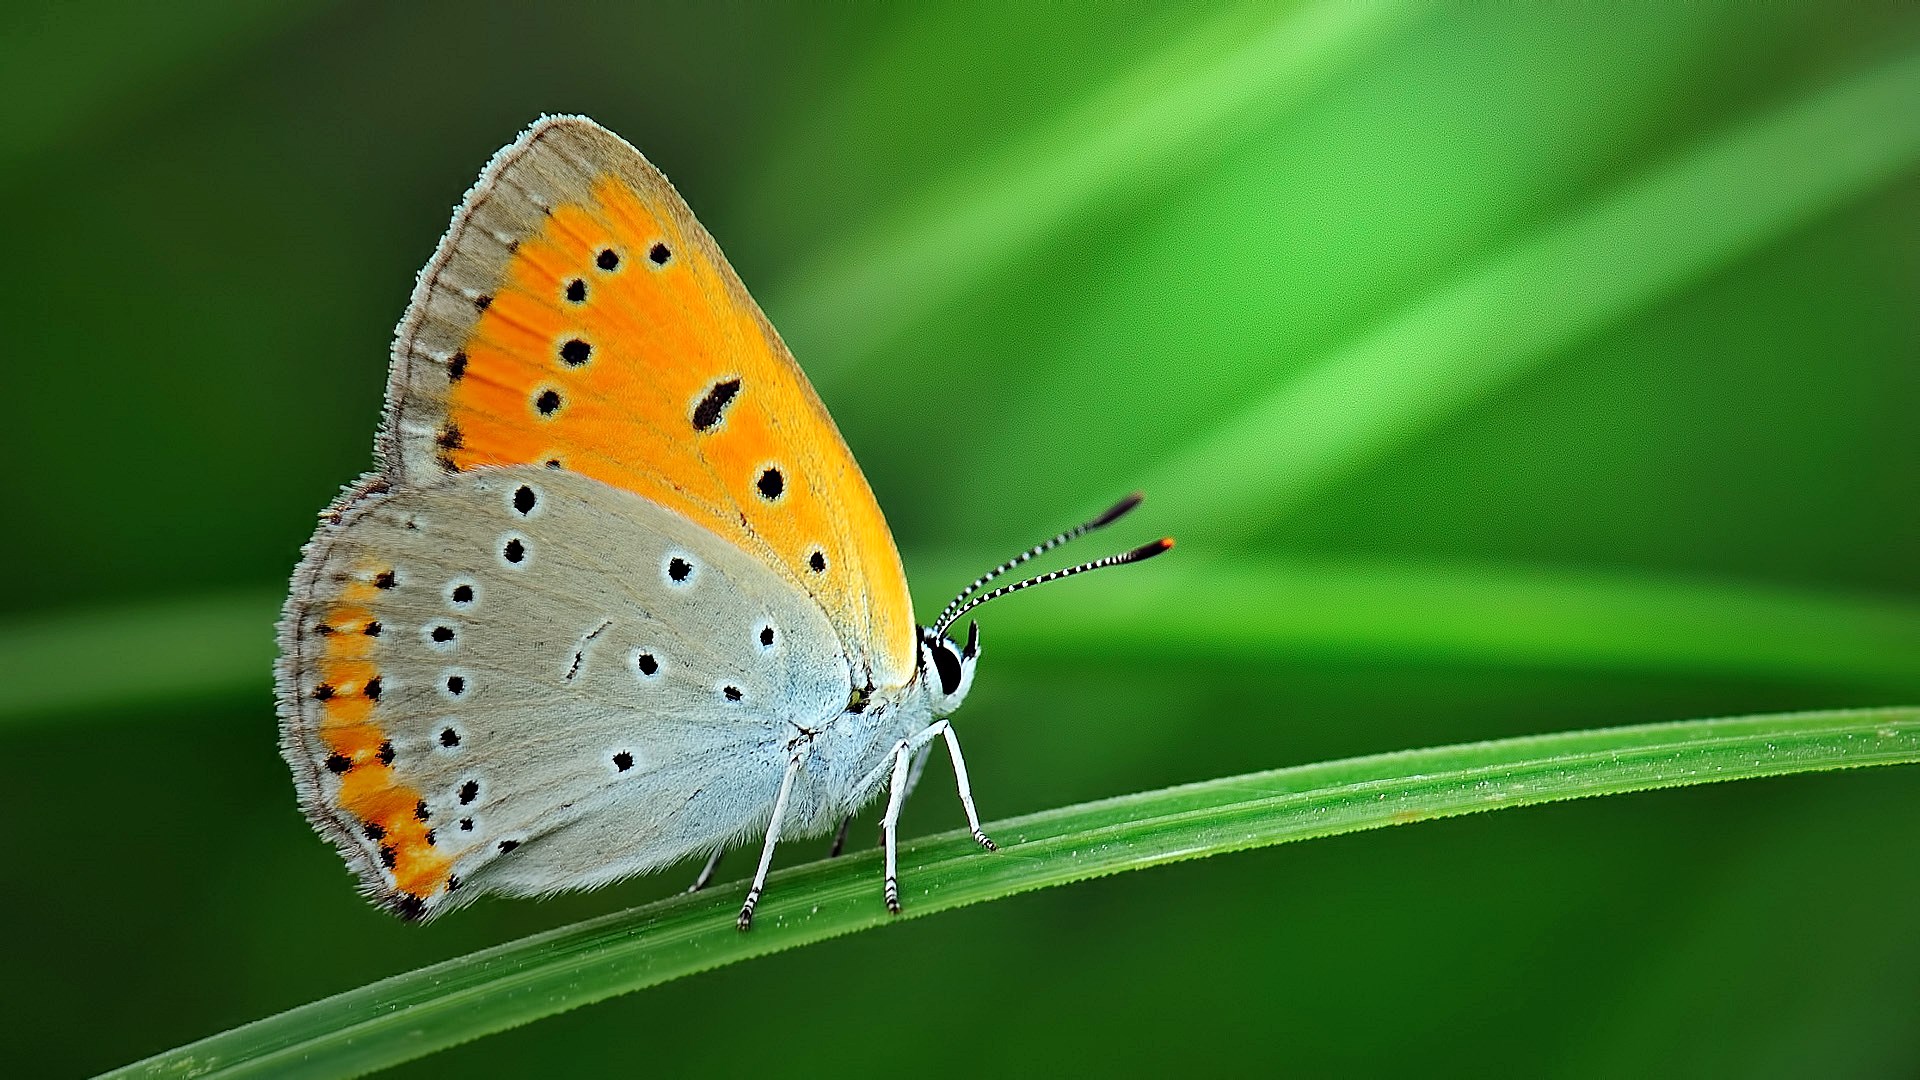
[919,621,981,717]
[917,492,1173,718]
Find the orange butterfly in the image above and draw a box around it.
[276,115,1169,927]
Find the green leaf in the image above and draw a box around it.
[105,706,1920,1079]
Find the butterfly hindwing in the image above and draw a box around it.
[379,116,916,690]
[277,467,856,917]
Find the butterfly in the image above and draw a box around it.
[275,115,1171,929]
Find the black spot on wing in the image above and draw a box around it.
[691,378,741,432]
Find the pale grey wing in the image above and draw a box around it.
[276,465,853,918]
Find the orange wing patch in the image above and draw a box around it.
[381,117,915,689]
[303,567,454,913]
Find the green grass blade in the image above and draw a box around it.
[772,0,1424,384]
[12,559,1920,726]
[105,706,1920,1080]
[968,556,1920,690]
[0,591,273,723]
[1140,45,1920,540]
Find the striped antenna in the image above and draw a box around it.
[933,537,1173,639]
[932,492,1145,632]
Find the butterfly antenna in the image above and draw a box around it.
[932,492,1147,632]
[934,536,1173,638]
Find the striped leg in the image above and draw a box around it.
[737,756,802,931]
[879,739,913,913]
[876,720,998,915]
[942,724,996,851]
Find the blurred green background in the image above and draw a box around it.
[4,2,1919,1076]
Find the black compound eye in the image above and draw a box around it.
[930,642,963,697]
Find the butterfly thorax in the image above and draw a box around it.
[789,676,936,827]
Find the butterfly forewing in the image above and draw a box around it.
[381,116,915,689]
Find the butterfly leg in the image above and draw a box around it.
[877,721,998,915]
[940,723,997,852]
[903,743,934,802]
[687,849,724,893]
[738,755,802,931]
[837,744,924,859]
[879,739,915,913]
